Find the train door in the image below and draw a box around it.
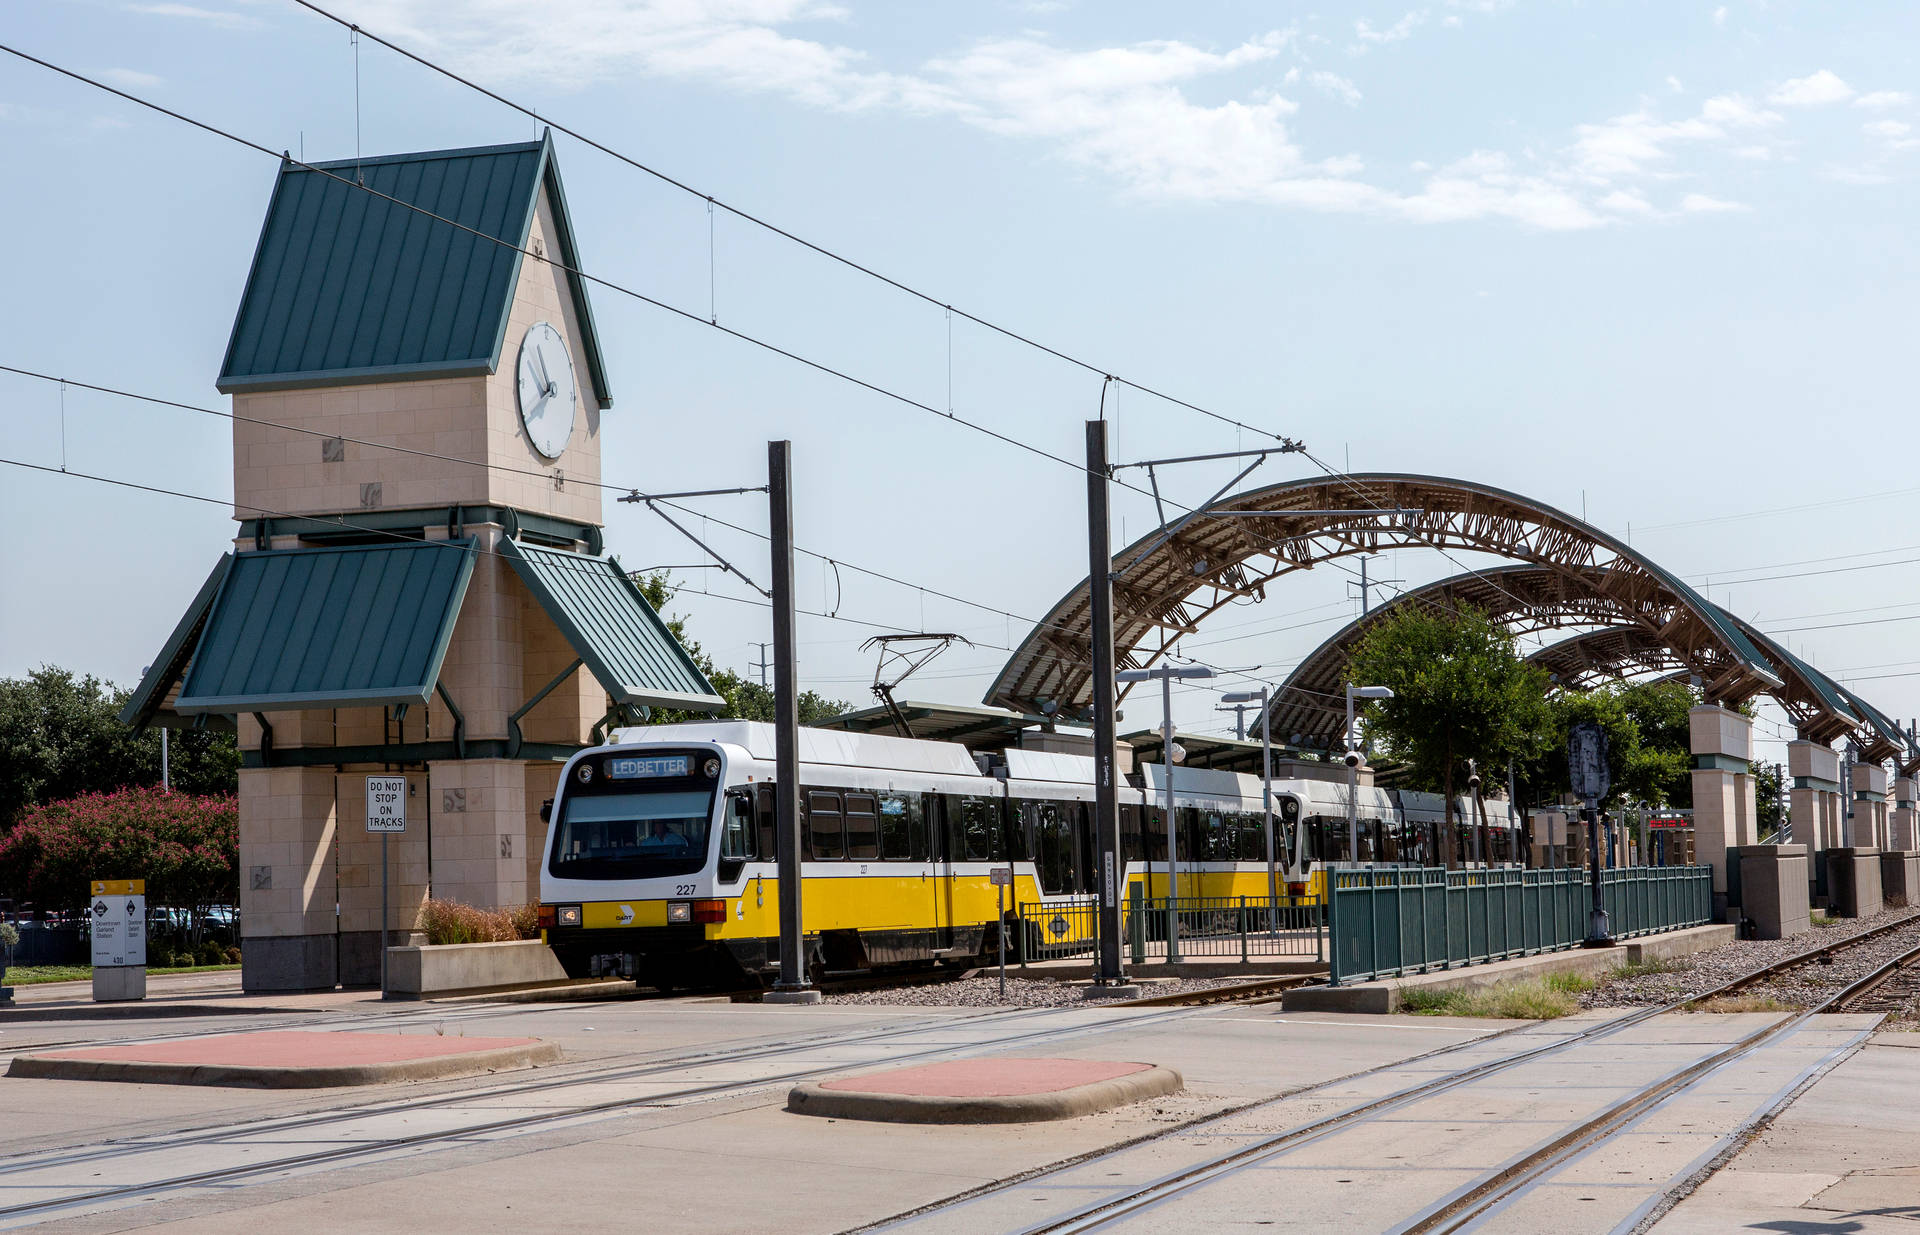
[925,793,951,947]
[1030,801,1076,894]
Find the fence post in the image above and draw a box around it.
[1128,882,1145,965]
[1239,897,1249,963]
[1016,902,1028,969]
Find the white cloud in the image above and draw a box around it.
[1679,192,1746,213]
[1856,91,1913,110]
[125,3,261,29]
[1599,190,1655,214]
[1712,5,1727,26]
[1307,70,1362,106]
[99,68,165,89]
[1568,93,1777,181]
[1666,75,1684,94]
[1865,119,1911,140]
[1351,11,1425,52]
[1768,70,1853,107]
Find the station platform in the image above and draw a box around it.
[787,1057,1182,1124]
[6,1029,561,1088]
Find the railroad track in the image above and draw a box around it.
[1121,974,1320,1008]
[866,915,1920,1235]
[0,982,1254,1227]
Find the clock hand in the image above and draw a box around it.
[533,349,552,395]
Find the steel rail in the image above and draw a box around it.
[882,910,1920,1234]
[0,995,1236,1223]
[1402,934,1920,1234]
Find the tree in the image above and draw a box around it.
[1753,759,1785,838]
[630,574,852,726]
[0,786,237,921]
[1512,680,1698,812]
[1344,605,1554,826]
[0,667,239,827]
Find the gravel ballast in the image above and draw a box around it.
[826,975,1257,1009]
[1583,908,1920,1014]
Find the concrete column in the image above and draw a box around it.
[237,764,339,992]
[1690,704,1754,918]
[1787,740,1842,852]
[1851,762,1890,849]
[1892,775,1917,851]
[423,758,531,913]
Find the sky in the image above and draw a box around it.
[3,0,1920,762]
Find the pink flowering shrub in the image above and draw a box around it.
[0,786,237,915]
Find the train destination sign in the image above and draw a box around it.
[609,755,690,780]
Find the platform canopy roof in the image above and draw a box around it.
[987,474,1782,721]
[499,538,723,713]
[216,133,611,406]
[123,536,721,735]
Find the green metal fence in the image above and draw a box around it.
[1014,891,1326,966]
[1327,865,1713,985]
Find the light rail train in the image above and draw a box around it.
[536,721,1519,987]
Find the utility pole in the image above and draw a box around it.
[1216,701,1254,740]
[1348,555,1402,617]
[1221,687,1276,923]
[1084,420,1131,995]
[764,441,818,1005]
[750,642,772,688]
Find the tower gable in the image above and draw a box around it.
[217,133,610,408]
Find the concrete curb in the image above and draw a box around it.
[1283,923,1738,1014]
[786,1065,1182,1124]
[0,1002,306,1023]
[7,1040,562,1088]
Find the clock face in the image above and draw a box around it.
[515,321,577,459]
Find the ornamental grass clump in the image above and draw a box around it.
[418,898,540,946]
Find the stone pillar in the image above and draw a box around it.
[423,759,532,913]
[1787,740,1842,852]
[1690,705,1755,918]
[1851,762,1890,849]
[238,764,338,991]
[1893,775,1917,851]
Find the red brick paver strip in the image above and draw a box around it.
[819,1058,1152,1098]
[33,1030,542,1068]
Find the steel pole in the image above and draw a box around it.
[769,441,809,995]
[379,830,389,997]
[1584,799,1611,945]
[1346,686,1359,864]
[1163,673,1180,962]
[1260,687,1277,933]
[1086,420,1124,986]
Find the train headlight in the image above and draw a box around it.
[668,901,692,923]
[556,904,582,927]
[703,757,721,778]
[576,763,594,785]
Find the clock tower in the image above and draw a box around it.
[124,134,721,992]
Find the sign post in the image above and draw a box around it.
[991,866,1011,1002]
[365,776,407,996]
[1568,722,1613,946]
[90,878,147,1002]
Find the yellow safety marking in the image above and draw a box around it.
[90,879,145,896]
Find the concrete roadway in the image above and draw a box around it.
[0,989,1915,1233]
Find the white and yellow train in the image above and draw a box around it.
[536,721,1518,987]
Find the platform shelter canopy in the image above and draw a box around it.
[988,474,1781,722]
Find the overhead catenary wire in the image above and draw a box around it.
[284,0,1298,447]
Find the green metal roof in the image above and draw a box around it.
[119,555,238,733]
[501,538,723,713]
[172,539,476,714]
[216,133,611,407]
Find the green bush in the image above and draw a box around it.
[194,940,224,967]
[149,946,176,969]
[224,945,242,964]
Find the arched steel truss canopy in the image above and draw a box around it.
[1269,564,1908,764]
[986,474,1781,719]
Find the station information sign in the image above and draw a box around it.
[89,878,146,968]
[1648,813,1692,830]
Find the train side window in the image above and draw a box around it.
[808,791,844,861]
[721,790,754,860]
[878,792,923,861]
[755,784,776,860]
[844,793,880,860]
[949,795,993,861]
[1119,803,1144,864]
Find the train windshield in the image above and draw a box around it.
[549,788,715,880]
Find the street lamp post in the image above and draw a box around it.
[1119,664,1213,961]
[1221,687,1276,925]
[1345,684,1395,865]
